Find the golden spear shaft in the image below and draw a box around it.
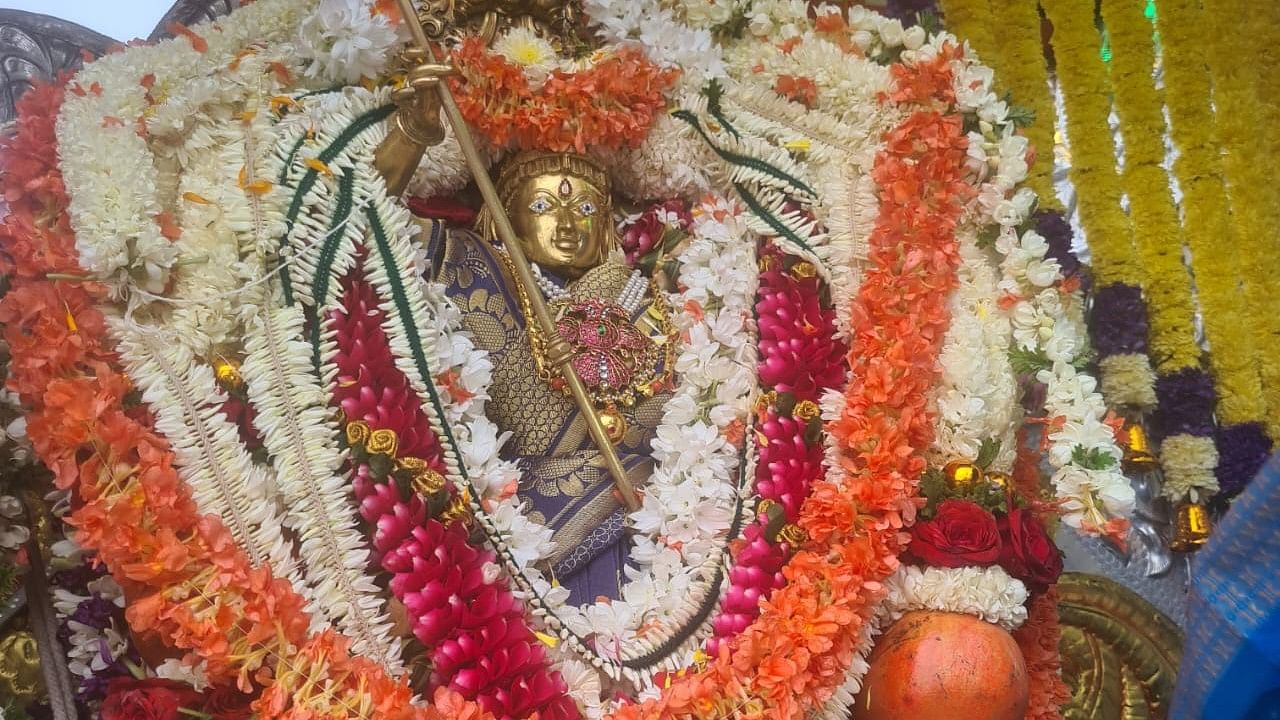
[376,0,641,511]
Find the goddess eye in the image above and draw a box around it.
[578,200,598,216]
[528,197,553,214]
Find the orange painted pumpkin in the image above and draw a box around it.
[854,610,1029,720]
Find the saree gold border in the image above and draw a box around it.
[1201,0,1280,439]
[1155,0,1266,427]
[1057,573,1183,720]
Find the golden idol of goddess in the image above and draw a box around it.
[417,150,676,604]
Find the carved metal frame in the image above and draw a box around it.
[0,10,113,124]
[148,0,237,42]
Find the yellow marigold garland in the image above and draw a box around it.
[940,0,1060,209]
[1039,0,1137,290]
[1097,0,1218,502]
[1098,0,1198,374]
[980,0,1061,210]
[1254,4,1280,438]
[1155,0,1266,429]
[1040,0,1155,409]
[937,0,998,62]
[1201,0,1280,439]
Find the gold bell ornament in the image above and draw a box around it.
[1122,422,1159,473]
[985,471,1012,489]
[1169,502,1212,552]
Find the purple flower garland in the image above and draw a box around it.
[1043,204,1272,512]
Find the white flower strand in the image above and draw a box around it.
[928,229,1020,472]
[882,565,1029,631]
[111,325,305,597]
[679,2,911,334]
[239,302,404,670]
[56,0,314,297]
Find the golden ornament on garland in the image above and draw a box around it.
[1121,422,1160,473]
[944,459,984,490]
[1169,502,1212,552]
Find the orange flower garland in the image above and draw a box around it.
[607,46,970,720]
[1014,588,1071,720]
[0,84,490,720]
[448,36,678,153]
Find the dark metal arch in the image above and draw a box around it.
[0,10,113,124]
[148,0,238,42]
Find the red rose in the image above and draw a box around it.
[200,685,255,720]
[998,508,1063,591]
[909,499,1002,567]
[101,678,201,720]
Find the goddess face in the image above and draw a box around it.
[507,170,610,278]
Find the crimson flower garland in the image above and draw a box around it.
[706,241,847,655]
[331,266,577,720]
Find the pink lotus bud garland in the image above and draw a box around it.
[706,241,847,655]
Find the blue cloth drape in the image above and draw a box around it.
[1172,452,1280,719]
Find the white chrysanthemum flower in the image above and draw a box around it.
[492,26,560,85]
[298,0,403,84]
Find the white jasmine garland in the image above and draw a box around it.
[297,0,405,84]
[929,229,1020,472]
[684,2,912,334]
[56,0,316,298]
[976,120,1136,535]
[113,324,307,595]
[593,112,717,202]
[582,0,726,96]
[881,565,1029,631]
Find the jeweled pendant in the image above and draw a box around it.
[598,405,627,444]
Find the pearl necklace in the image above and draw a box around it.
[530,261,649,314]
